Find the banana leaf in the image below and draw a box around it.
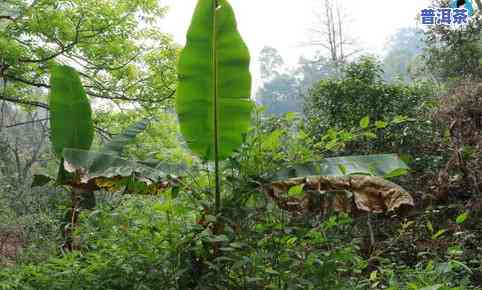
[101,118,152,155]
[63,149,183,194]
[63,148,184,183]
[49,65,93,158]
[276,154,409,180]
[176,0,253,161]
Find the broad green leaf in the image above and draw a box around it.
[61,119,183,194]
[360,116,370,129]
[176,0,253,160]
[319,154,408,177]
[288,184,304,197]
[375,120,387,129]
[49,65,93,158]
[102,118,151,155]
[276,154,409,180]
[61,118,154,179]
[88,118,152,170]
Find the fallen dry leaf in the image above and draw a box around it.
[265,175,414,215]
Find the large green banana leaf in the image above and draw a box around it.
[49,65,94,158]
[176,0,253,161]
[276,154,409,180]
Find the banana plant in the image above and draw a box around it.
[61,117,183,194]
[40,66,178,249]
[48,64,95,250]
[176,0,253,212]
[36,115,177,194]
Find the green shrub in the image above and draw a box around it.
[304,56,436,156]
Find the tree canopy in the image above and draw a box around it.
[0,0,178,114]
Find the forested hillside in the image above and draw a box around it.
[0,0,481,289]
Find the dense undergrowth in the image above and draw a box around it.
[1,196,480,289]
[1,95,481,289]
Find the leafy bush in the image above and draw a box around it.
[304,56,436,155]
[0,195,195,290]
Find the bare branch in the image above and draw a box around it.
[4,118,49,128]
[5,74,49,88]
[4,74,176,103]
[309,0,359,64]
[0,94,49,110]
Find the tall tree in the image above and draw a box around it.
[309,0,359,68]
[304,56,432,153]
[0,0,178,114]
[257,48,335,115]
[256,47,301,115]
[383,27,425,82]
[259,46,284,81]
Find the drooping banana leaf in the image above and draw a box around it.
[63,148,183,194]
[176,0,253,161]
[58,118,184,195]
[64,149,163,182]
[320,154,409,177]
[101,118,152,155]
[268,154,413,215]
[265,175,414,215]
[276,154,409,180]
[49,65,94,158]
[33,118,155,187]
[88,118,152,170]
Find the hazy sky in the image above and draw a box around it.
[159,0,431,85]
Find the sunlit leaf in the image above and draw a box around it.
[176,0,253,161]
[375,120,387,129]
[288,184,304,197]
[360,116,370,129]
[456,212,469,224]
